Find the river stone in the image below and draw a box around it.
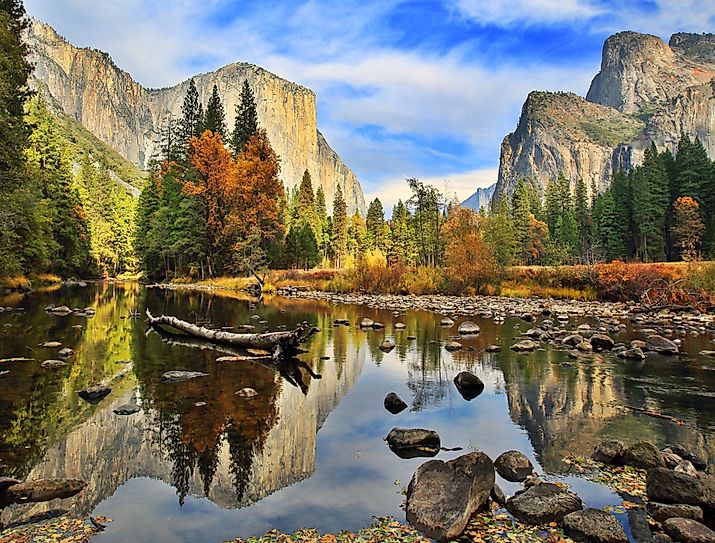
[619,347,646,360]
[663,518,715,543]
[445,341,463,352]
[386,428,441,459]
[453,371,485,401]
[662,450,684,469]
[39,341,62,348]
[379,338,396,352]
[647,502,704,522]
[384,392,408,414]
[675,460,699,478]
[576,341,593,352]
[563,334,585,347]
[592,440,625,464]
[394,322,406,329]
[521,313,535,322]
[562,508,629,543]
[486,345,502,353]
[405,451,495,542]
[57,348,74,358]
[646,335,679,354]
[236,388,258,398]
[646,468,715,508]
[47,305,73,315]
[511,340,538,352]
[622,441,664,469]
[6,478,87,503]
[669,445,708,471]
[495,450,534,482]
[42,359,68,368]
[78,384,111,404]
[359,318,374,328]
[372,322,385,329]
[653,534,674,543]
[440,317,455,327]
[505,483,583,525]
[160,371,208,383]
[457,321,480,335]
[627,508,653,543]
[113,403,140,416]
[590,334,615,351]
[0,477,20,492]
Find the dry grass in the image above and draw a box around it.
[0,276,31,290]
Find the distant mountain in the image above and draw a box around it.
[461,183,496,211]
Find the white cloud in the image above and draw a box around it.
[453,0,602,27]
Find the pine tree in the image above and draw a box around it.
[632,143,668,261]
[204,84,227,138]
[331,184,348,267]
[485,195,515,267]
[230,80,258,156]
[511,179,532,265]
[315,185,329,260]
[388,200,417,266]
[574,178,591,260]
[592,190,624,261]
[366,198,387,252]
[179,79,203,154]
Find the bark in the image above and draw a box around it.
[145,308,318,358]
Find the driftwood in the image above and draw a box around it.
[620,405,686,425]
[145,308,319,360]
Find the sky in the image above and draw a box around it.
[24,0,715,211]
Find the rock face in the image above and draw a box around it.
[405,452,495,542]
[461,183,496,212]
[25,19,366,214]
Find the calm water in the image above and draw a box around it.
[1,283,714,541]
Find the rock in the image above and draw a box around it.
[670,445,708,471]
[491,484,506,506]
[360,318,374,328]
[453,371,485,401]
[405,452,495,542]
[511,340,538,352]
[647,502,704,522]
[653,534,674,543]
[646,468,715,508]
[440,317,455,327]
[333,319,350,326]
[590,334,615,351]
[646,335,679,354]
[576,341,593,352]
[113,403,140,415]
[486,345,502,353]
[698,350,715,357]
[523,475,544,488]
[379,338,396,352]
[562,508,629,543]
[47,305,72,315]
[384,392,408,414]
[521,313,535,322]
[6,478,87,503]
[372,322,385,329]
[662,450,684,469]
[57,347,74,358]
[386,427,441,459]
[457,321,480,335]
[160,370,208,383]
[563,334,585,347]
[505,483,583,525]
[445,341,463,352]
[622,441,664,469]
[0,477,20,492]
[41,359,67,368]
[236,387,258,398]
[39,341,62,348]
[663,518,715,543]
[675,460,699,478]
[619,347,646,360]
[78,384,111,404]
[631,340,647,349]
[628,508,653,543]
[495,450,534,482]
[394,322,406,329]
[592,440,625,464]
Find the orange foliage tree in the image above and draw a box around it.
[672,196,705,261]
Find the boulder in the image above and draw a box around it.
[41,359,67,368]
[511,340,538,352]
[384,392,408,414]
[622,441,664,469]
[591,440,624,464]
[619,348,646,360]
[445,341,463,352]
[236,387,258,398]
[646,335,679,355]
[57,348,74,358]
[495,450,534,482]
[458,321,480,335]
[453,371,485,401]
[562,508,629,543]
[662,449,684,469]
[6,478,86,503]
[486,345,502,353]
[590,334,615,351]
[670,445,708,471]
[662,518,715,543]
[405,451,495,542]
[491,484,506,506]
[647,502,704,522]
[113,403,140,415]
[160,371,208,383]
[646,468,715,508]
[78,384,111,404]
[379,338,396,352]
[0,477,20,492]
[359,318,374,328]
[563,334,585,347]
[386,427,441,459]
[505,483,583,525]
[440,317,455,327]
[675,460,699,478]
[576,341,593,352]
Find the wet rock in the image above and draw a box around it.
[39,341,62,348]
[511,340,538,352]
[78,384,111,404]
[113,403,140,415]
[46,305,73,315]
[333,319,350,326]
[491,484,506,506]
[646,335,679,355]
[562,508,629,543]
[6,478,87,503]
[458,321,480,335]
[662,518,715,543]
[669,445,707,471]
[372,322,385,329]
[563,334,585,347]
[646,468,715,508]
[160,371,208,383]
[675,460,699,478]
[386,427,441,459]
[505,483,583,525]
[394,322,406,329]
[619,347,646,360]
[41,359,67,368]
[647,502,704,522]
[384,392,408,414]
[653,534,674,543]
[236,388,258,398]
[57,348,74,358]
[495,450,534,482]
[576,341,593,352]
[622,441,665,469]
[662,449,684,469]
[445,341,463,352]
[405,451,495,542]
[486,345,502,353]
[628,508,653,543]
[379,338,396,352]
[453,371,485,401]
[698,350,715,357]
[523,475,544,488]
[631,340,647,349]
[590,334,615,351]
[0,477,20,492]
[359,318,374,328]
[407,335,417,340]
[440,317,455,327]
[521,313,535,322]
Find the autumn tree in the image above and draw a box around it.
[672,196,705,261]
[230,80,258,156]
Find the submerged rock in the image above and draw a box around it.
[160,371,208,383]
[384,392,408,414]
[511,340,538,352]
[379,338,396,352]
[495,450,534,482]
[505,483,583,525]
[78,384,111,404]
[113,403,140,415]
[405,451,495,542]
[457,321,480,335]
[453,371,485,401]
[386,427,441,459]
[57,348,74,358]
[445,341,463,352]
[646,335,679,354]
[6,478,87,503]
[485,344,502,353]
[562,508,629,543]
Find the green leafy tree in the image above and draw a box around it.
[230,80,258,156]
[406,177,445,266]
[484,195,515,267]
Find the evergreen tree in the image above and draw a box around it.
[315,185,329,260]
[574,178,592,260]
[230,80,258,156]
[365,197,387,252]
[204,84,227,138]
[511,179,532,265]
[179,79,202,153]
[388,199,416,266]
[331,184,348,267]
[485,195,515,267]
[592,190,624,261]
[406,177,444,266]
[632,143,668,261]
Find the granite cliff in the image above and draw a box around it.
[496,31,715,199]
[25,19,366,213]
[461,182,496,211]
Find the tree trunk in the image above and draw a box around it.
[145,309,318,359]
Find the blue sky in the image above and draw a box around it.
[24,0,715,209]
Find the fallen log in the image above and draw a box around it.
[620,405,686,425]
[145,308,319,359]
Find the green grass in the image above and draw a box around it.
[580,115,645,147]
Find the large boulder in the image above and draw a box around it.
[646,468,715,508]
[646,335,679,355]
[495,450,534,482]
[386,428,441,459]
[405,452,495,542]
[457,321,480,335]
[591,440,624,464]
[662,518,715,543]
[562,508,629,543]
[562,334,584,347]
[453,371,485,401]
[622,441,664,469]
[160,371,208,383]
[505,483,583,525]
[6,478,86,503]
[647,502,704,522]
[384,392,408,414]
[590,334,615,351]
[78,384,111,404]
